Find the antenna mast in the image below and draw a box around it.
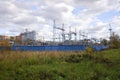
[109,24,113,44]
[109,24,112,36]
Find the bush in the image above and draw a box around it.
[65,54,82,63]
[86,47,94,53]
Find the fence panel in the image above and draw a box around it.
[11,45,108,51]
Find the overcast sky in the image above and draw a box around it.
[0,0,120,40]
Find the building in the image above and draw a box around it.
[14,34,23,45]
[0,35,5,40]
[0,35,15,45]
[0,35,11,40]
[21,30,37,42]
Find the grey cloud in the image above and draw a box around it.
[0,0,119,38]
[0,2,15,15]
[13,15,37,25]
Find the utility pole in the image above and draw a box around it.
[62,24,65,42]
[79,30,82,41]
[69,26,71,40]
[75,28,77,42]
[53,20,56,42]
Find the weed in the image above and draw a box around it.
[0,49,119,80]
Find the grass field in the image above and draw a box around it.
[0,49,120,80]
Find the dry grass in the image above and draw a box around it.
[0,51,85,61]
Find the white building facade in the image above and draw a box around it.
[22,31,37,41]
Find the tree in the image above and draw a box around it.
[109,32,120,49]
[100,39,108,46]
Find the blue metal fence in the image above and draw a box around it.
[10,45,108,51]
[92,45,109,51]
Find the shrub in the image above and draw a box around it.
[86,47,94,53]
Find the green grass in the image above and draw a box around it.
[0,49,120,80]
